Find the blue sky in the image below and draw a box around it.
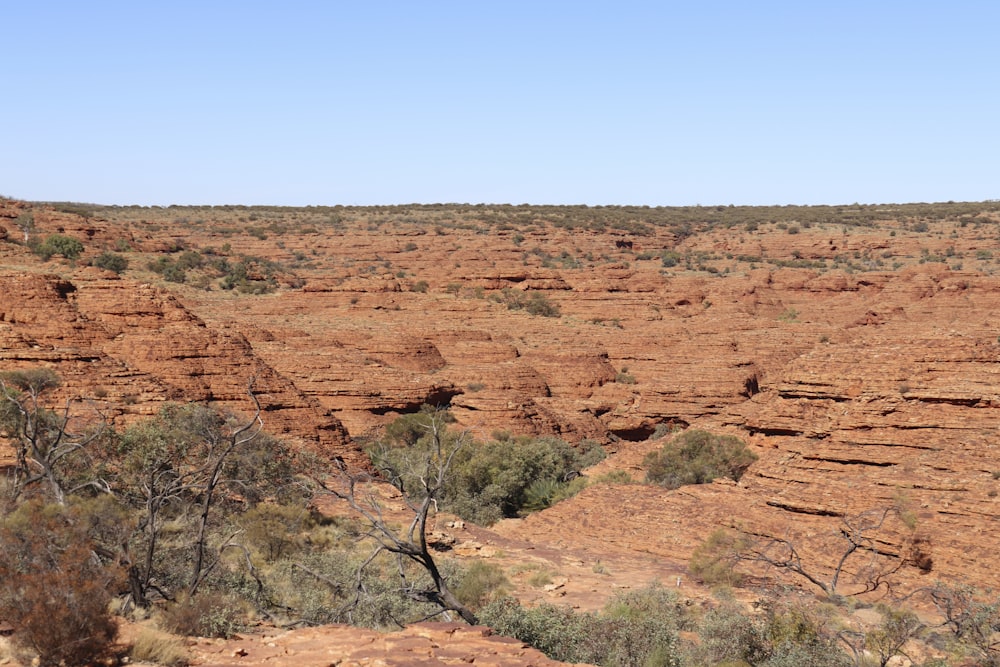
[3,2,998,206]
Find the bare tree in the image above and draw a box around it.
[736,507,916,598]
[15,212,34,244]
[928,584,1000,666]
[863,605,924,667]
[311,407,480,625]
[0,368,105,505]
[115,382,283,607]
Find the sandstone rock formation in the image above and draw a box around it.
[3,198,1000,604]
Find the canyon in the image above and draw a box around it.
[2,198,999,663]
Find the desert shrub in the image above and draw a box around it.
[411,279,429,293]
[159,592,248,638]
[130,627,188,666]
[219,256,280,294]
[697,599,850,667]
[481,587,681,667]
[615,370,637,384]
[592,469,635,485]
[521,474,588,513]
[689,528,748,586]
[0,500,122,666]
[524,291,560,317]
[491,288,561,317]
[175,249,204,271]
[453,560,509,610]
[644,429,757,489]
[92,250,129,274]
[929,584,1000,666]
[31,233,84,260]
[373,409,603,525]
[239,502,316,562]
[269,547,445,629]
[108,403,301,606]
[443,435,602,524]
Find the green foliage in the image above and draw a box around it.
[521,474,589,513]
[864,605,923,667]
[92,250,129,274]
[31,233,84,260]
[444,435,601,525]
[697,599,850,667]
[269,546,448,629]
[238,503,317,563]
[643,429,757,489]
[374,409,604,525]
[592,469,635,485]
[453,560,510,610]
[481,585,682,666]
[491,288,561,317]
[930,584,1000,666]
[777,307,799,322]
[14,212,34,242]
[146,248,283,293]
[689,529,748,586]
[159,593,248,639]
[106,402,301,605]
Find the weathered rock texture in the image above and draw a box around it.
[3,199,1000,601]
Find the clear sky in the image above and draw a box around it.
[3,2,998,207]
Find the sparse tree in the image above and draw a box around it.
[311,407,480,624]
[0,368,106,505]
[928,583,1000,666]
[15,211,34,243]
[863,605,923,667]
[113,384,294,607]
[735,507,916,599]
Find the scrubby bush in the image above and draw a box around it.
[31,233,84,260]
[491,288,561,317]
[481,584,683,666]
[644,429,757,489]
[689,528,748,586]
[92,250,129,274]
[453,560,510,610]
[159,593,248,639]
[129,627,188,666]
[0,500,122,666]
[697,599,850,667]
[371,410,603,525]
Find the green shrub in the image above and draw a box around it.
[662,250,682,267]
[32,233,84,260]
[592,469,635,485]
[689,529,747,586]
[481,587,682,667]
[643,429,757,489]
[454,561,509,610]
[698,599,850,667]
[372,410,603,525]
[159,593,247,639]
[491,288,561,317]
[92,250,129,274]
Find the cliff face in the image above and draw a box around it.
[3,199,1000,594]
[0,268,354,465]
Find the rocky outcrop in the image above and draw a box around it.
[6,198,1000,595]
[126,621,591,667]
